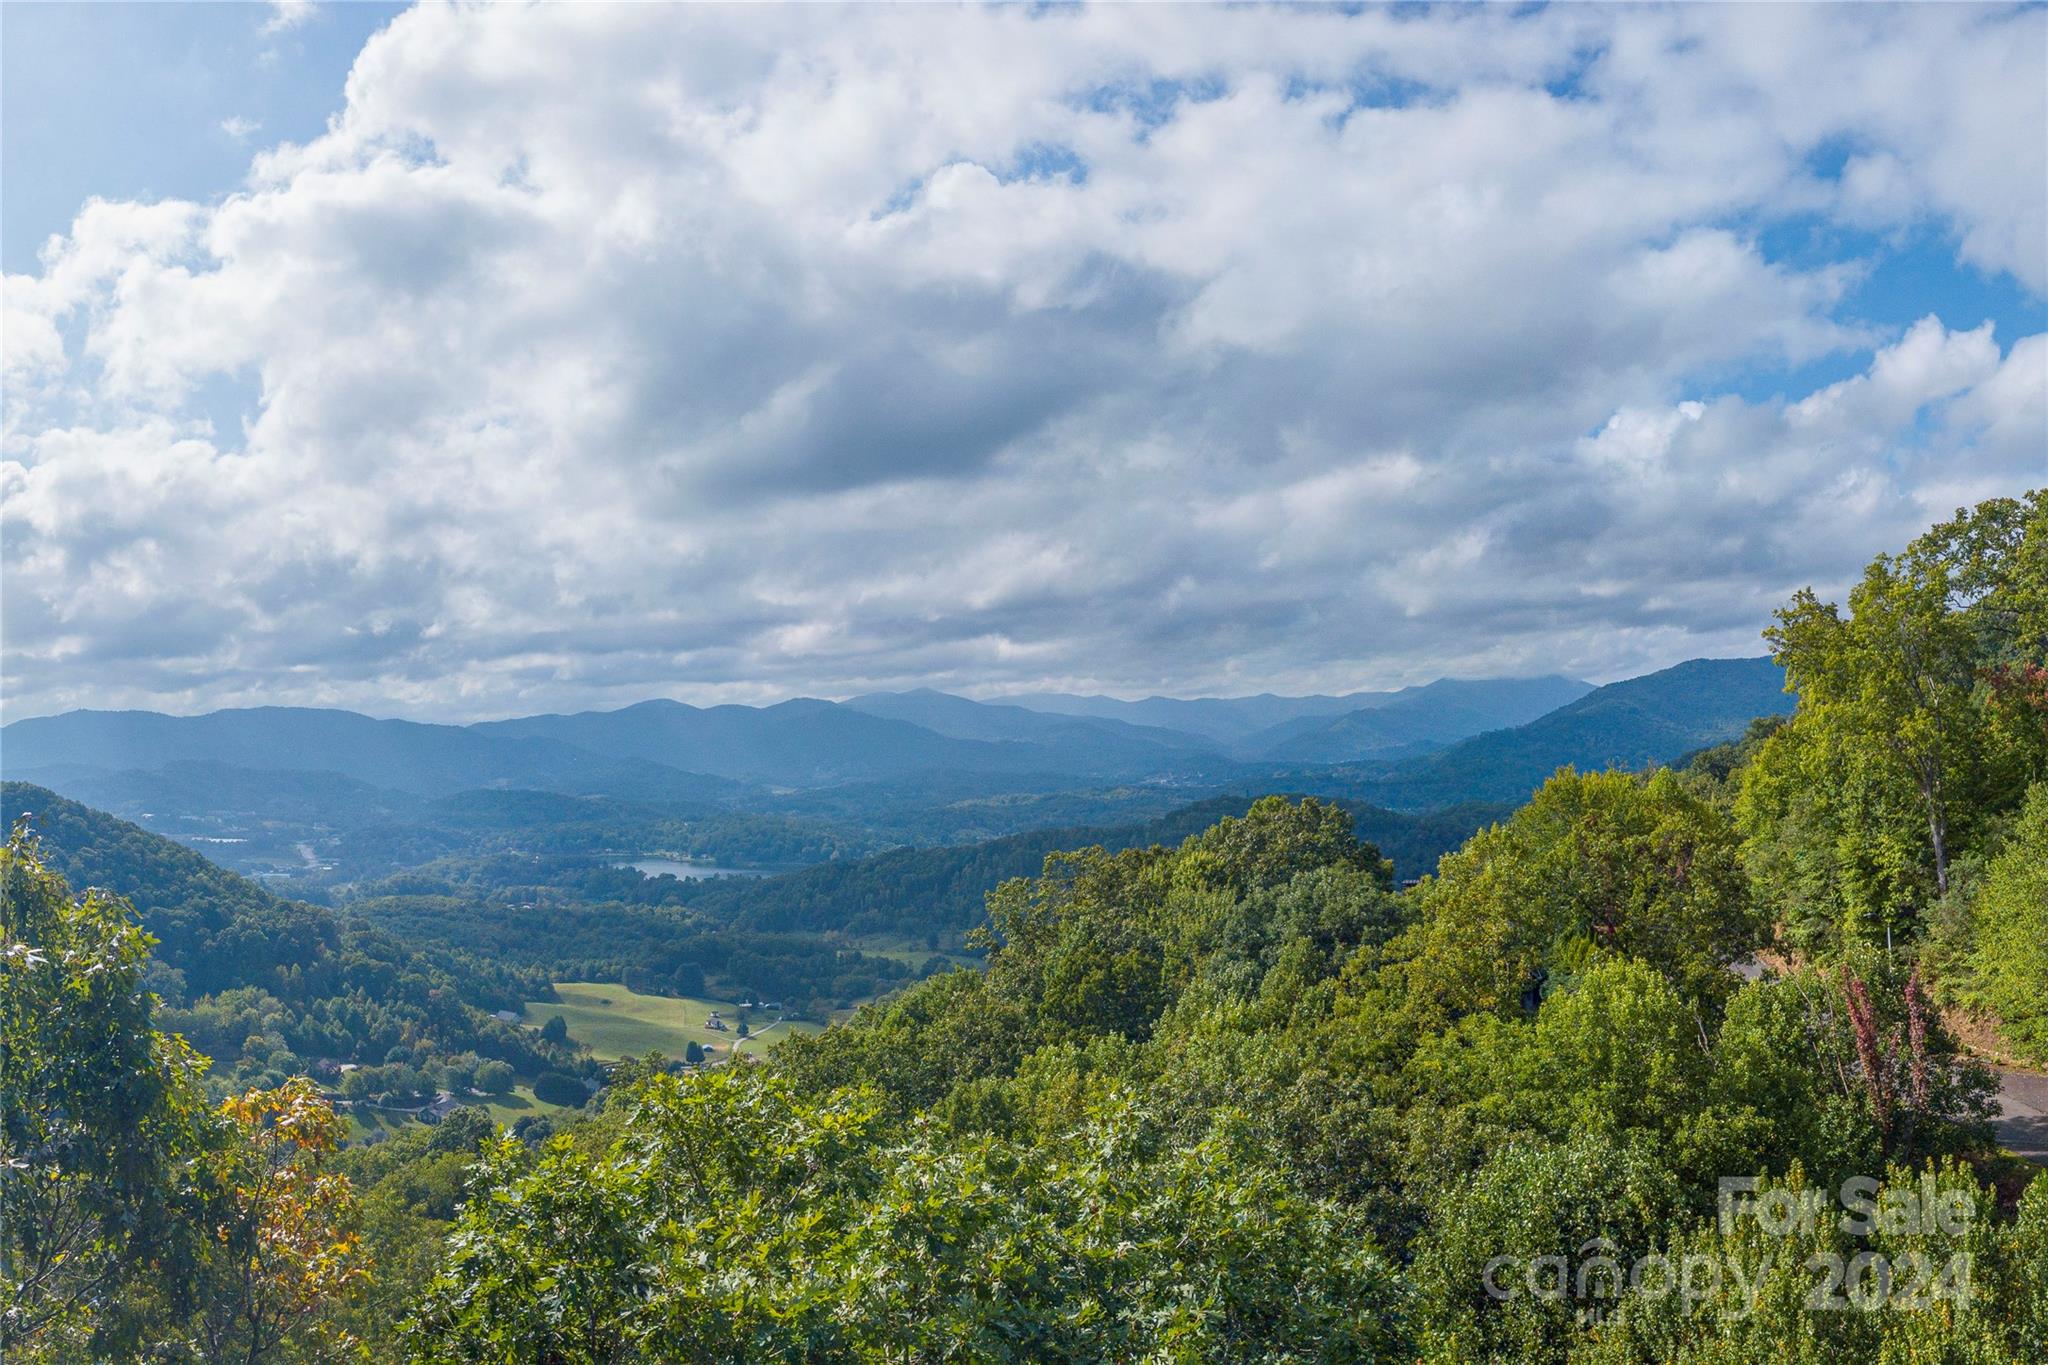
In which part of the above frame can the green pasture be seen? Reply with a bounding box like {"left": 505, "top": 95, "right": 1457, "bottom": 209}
{"left": 522, "top": 981, "right": 824, "bottom": 1062}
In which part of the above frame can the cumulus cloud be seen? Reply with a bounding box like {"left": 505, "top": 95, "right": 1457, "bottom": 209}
{"left": 2, "top": 3, "right": 2043, "bottom": 719}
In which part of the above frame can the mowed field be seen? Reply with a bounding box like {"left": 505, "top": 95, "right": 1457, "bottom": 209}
{"left": 346, "top": 1082, "right": 577, "bottom": 1141}
{"left": 522, "top": 981, "right": 825, "bottom": 1062}
{"left": 858, "top": 941, "right": 983, "bottom": 973}
{"left": 478, "top": 1083, "right": 582, "bottom": 1128}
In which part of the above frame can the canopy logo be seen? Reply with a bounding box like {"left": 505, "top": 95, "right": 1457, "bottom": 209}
{"left": 1479, "top": 1175, "right": 1976, "bottom": 1319}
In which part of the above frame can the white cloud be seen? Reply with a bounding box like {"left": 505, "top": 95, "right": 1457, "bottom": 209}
{"left": 261, "top": 0, "right": 314, "bottom": 38}
{"left": 219, "top": 115, "right": 262, "bottom": 142}
{"left": 2, "top": 3, "right": 2042, "bottom": 719}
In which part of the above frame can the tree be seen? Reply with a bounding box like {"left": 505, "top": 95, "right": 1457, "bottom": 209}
{"left": 1175, "top": 795, "right": 1393, "bottom": 896}
{"left": 683, "top": 1040, "right": 705, "bottom": 1066}
{"left": 531, "top": 1072, "right": 586, "bottom": 1108}
{"left": 404, "top": 1135, "right": 645, "bottom": 1364}
{"left": 1706, "top": 962, "right": 1992, "bottom": 1183}
{"left": 1, "top": 820, "right": 212, "bottom": 1358}
{"left": 1410, "top": 1131, "right": 1682, "bottom": 1364}
{"left": 407, "top": 1069, "right": 1409, "bottom": 1361}
{"left": 1958, "top": 783, "right": 2048, "bottom": 1063}
{"left": 1396, "top": 768, "right": 1759, "bottom": 1028}
{"left": 1753, "top": 491, "right": 2046, "bottom": 939}
{"left": 538, "top": 1014, "right": 569, "bottom": 1046}
{"left": 1579, "top": 1163, "right": 2031, "bottom": 1363}
{"left": 1530, "top": 960, "right": 1708, "bottom": 1135}
{"left": 193, "top": 1079, "right": 369, "bottom": 1363}
{"left": 1735, "top": 711, "right": 1920, "bottom": 948}
{"left": 473, "top": 1060, "right": 515, "bottom": 1094}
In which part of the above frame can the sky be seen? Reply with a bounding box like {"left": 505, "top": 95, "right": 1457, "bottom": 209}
{"left": 2, "top": 2, "right": 2044, "bottom": 722}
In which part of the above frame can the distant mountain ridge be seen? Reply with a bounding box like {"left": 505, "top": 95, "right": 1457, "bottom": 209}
{"left": 1330, "top": 656, "right": 1796, "bottom": 809}
{"left": 1246, "top": 676, "right": 1594, "bottom": 762}
{"left": 988, "top": 675, "right": 1596, "bottom": 755}
{"left": 986, "top": 688, "right": 1401, "bottom": 743}
{"left": 471, "top": 696, "right": 1226, "bottom": 786}
{"left": 0, "top": 706, "right": 743, "bottom": 801}
{"left": 844, "top": 688, "right": 1216, "bottom": 755}
{"left": 2, "top": 661, "right": 1789, "bottom": 816}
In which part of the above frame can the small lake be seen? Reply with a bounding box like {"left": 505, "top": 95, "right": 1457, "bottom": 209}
{"left": 619, "top": 857, "right": 777, "bottom": 881}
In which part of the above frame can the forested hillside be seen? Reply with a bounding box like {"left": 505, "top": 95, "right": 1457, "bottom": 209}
{"left": 321, "top": 794, "right": 1497, "bottom": 1010}
{"left": 410, "top": 502, "right": 2047, "bottom": 1362}
{"left": 6, "top": 493, "right": 2044, "bottom": 1362}
{"left": 662, "top": 792, "right": 1507, "bottom": 937}
{"left": 0, "top": 783, "right": 578, "bottom": 1098}
{"left": 1337, "top": 655, "right": 1799, "bottom": 809}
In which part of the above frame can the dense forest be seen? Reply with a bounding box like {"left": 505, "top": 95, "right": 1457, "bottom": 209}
{"left": 601, "top": 793, "right": 1506, "bottom": 937}
{"left": 0, "top": 784, "right": 585, "bottom": 1100}
{"left": 348, "top": 894, "right": 922, "bottom": 1016}
{"left": 321, "top": 794, "right": 1501, "bottom": 1001}
{"left": 5, "top": 492, "right": 2044, "bottom": 1361}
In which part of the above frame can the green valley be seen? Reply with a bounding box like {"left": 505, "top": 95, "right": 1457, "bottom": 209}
{"left": 6, "top": 495, "right": 2044, "bottom": 1363}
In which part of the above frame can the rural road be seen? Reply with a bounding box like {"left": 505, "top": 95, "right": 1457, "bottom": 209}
{"left": 1994, "top": 1069, "right": 2048, "bottom": 1166}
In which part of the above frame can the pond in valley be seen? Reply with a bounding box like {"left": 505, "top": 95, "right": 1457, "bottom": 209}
{"left": 618, "top": 856, "right": 777, "bottom": 880}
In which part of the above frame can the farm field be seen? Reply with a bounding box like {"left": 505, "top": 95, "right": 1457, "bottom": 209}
{"left": 858, "top": 940, "right": 983, "bottom": 973}
{"left": 343, "top": 1081, "right": 579, "bottom": 1142}
{"left": 522, "top": 981, "right": 825, "bottom": 1062}
{"left": 478, "top": 1082, "right": 582, "bottom": 1127}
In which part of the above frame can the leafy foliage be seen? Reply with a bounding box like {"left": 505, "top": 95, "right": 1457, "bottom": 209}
{"left": 190, "top": 1080, "right": 368, "bottom": 1361}
{"left": 408, "top": 1068, "right": 1409, "bottom": 1363}
{"left": 1742, "top": 491, "right": 2047, "bottom": 946}
{"left": 1, "top": 819, "right": 213, "bottom": 1356}
{"left": 1, "top": 825, "right": 367, "bottom": 1361}
{"left": 1393, "top": 768, "right": 1760, "bottom": 1027}
{"left": 1580, "top": 1164, "right": 2047, "bottom": 1364}
{"left": 1940, "top": 783, "right": 2048, "bottom": 1063}
{"left": 1, "top": 783, "right": 571, "bottom": 1093}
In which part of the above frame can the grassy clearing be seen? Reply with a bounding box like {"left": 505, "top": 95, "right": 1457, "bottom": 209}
{"left": 342, "top": 1081, "right": 578, "bottom": 1142}
{"left": 522, "top": 981, "right": 824, "bottom": 1062}
{"left": 345, "top": 1108, "right": 400, "bottom": 1142}
{"left": 859, "top": 943, "right": 983, "bottom": 972}
{"left": 477, "top": 1082, "right": 580, "bottom": 1126}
